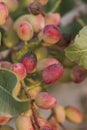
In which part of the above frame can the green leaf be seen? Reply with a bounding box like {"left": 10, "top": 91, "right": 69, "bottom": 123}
{"left": 65, "top": 25, "right": 87, "bottom": 69}
{"left": 0, "top": 69, "right": 30, "bottom": 117}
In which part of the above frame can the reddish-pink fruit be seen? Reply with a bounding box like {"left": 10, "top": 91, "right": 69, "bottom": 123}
{"left": 42, "top": 63, "right": 64, "bottom": 84}
{"left": 0, "top": 115, "right": 11, "bottom": 125}
{"left": 45, "top": 13, "right": 61, "bottom": 26}
{"left": 35, "top": 92, "right": 57, "bottom": 109}
{"left": 0, "top": 61, "right": 11, "bottom": 69}
{"left": 28, "top": 14, "right": 45, "bottom": 33}
{"left": 36, "top": 58, "right": 59, "bottom": 71}
{"left": 38, "top": 25, "right": 61, "bottom": 45}
{"left": 17, "top": 21, "right": 33, "bottom": 41}
{"left": 11, "top": 63, "right": 27, "bottom": 80}
{"left": 0, "top": 2, "right": 9, "bottom": 25}
{"left": 21, "top": 52, "right": 37, "bottom": 73}
{"left": 71, "top": 66, "right": 85, "bottom": 83}
{"left": 34, "top": 0, "right": 48, "bottom": 5}
{"left": 65, "top": 106, "right": 84, "bottom": 124}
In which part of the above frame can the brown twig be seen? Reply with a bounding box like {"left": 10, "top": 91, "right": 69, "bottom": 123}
{"left": 21, "top": 80, "right": 40, "bottom": 129}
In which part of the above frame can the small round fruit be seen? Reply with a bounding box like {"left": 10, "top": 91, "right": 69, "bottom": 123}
{"left": 71, "top": 66, "right": 85, "bottom": 83}
{"left": 35, "top": 92, "right": 57, "bottom": 109}
{"left": 38, "top": 25, "right": 61, "bottom": 45}
{"left": 42, "top": 63, "right": 64, "bottom": 84}
{"left": 53, "top": 105, "right": 66, "bottom": 123}
{"left": 0, "top": 115, "right": 11, "bottom": 125}
{"left": 28, "top": 1, "right": 43, "bottom": 15}
{"left": 65, "top": 106, "right": 84, "bottom": 124}
{"left": 45, "top": 13, "right": 61, "bottom": 26}
{"left": 16, "top": 116, "right": 34, "bottom": 130}
{"left": 13, "top": 15, "right": 30, "bottom": 31}
{"left": 11, "top": 63, "right": 27, "bottom": 80}
{"left": 0, "top": 0, "right": 18, "bottom": 12}
{"left": 17, "top": 21, "right": 33, "bottom": 41}
{"left": 0, "top": 2, "right": 9, "bottom": 25}
{"left": 0, "top": 61, "right": 11, "bottom": 69}
{"left": 28, "top": 14, "right": 45, "bottom": 33}
{"left": 21, "top": 52, "right": 37, "bottom": 73}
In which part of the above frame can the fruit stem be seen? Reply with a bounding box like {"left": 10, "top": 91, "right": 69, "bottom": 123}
{"left": 50, "top": 0, "right": 62, "bottom": 13}
{"left": 15, "top": 40, "right": 41, "bottom": 61}
{"left": 21, "top": 80, "right": 40, "bottom": 129}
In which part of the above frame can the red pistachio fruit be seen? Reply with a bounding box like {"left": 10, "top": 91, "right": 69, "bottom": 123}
{"left": 71, "top": 66, "right": 85, "bottom": 83}
{"left": 35, "top": 92, "right": 57, "bottom": 109}
{"left": 0, "top": 2, "right": 9, "bottom": 25}
{"left": 21, "top": 52, "right": 37, "bottom": 73}
{"left": 65, "top": 106, "right": 84, "bottom": 124}
{"left": 38, "top": 25, "right": 61, "bottom": 45}
{"left": 11, "top": 63, "right": 27, "bottom": 80}
{"left": 42, "top": 63, "right": 64, "bottom": 85}
{"left": 17, "top": 21, "right": 33, "bottom": 41}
